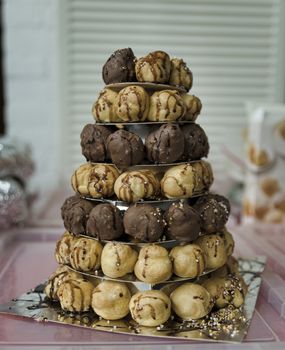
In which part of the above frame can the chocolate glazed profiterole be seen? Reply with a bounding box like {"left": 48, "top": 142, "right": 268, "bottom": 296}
{"left": 106, "top": 129, "right": 144, "bottom": 167}
{"left": 145, "top": 123, "right": 185, "bottom": 164}
{"left": 102, "top": 48, "right": 136, "bottom": 84}
{"left": 80, "top": 124, "right": 111, "bottom": 163}
{"left": 61, "top": 195, "right": 94, "bottom": 235}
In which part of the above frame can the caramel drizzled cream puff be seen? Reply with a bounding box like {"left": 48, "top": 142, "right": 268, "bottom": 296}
{"left": 148, "top": 90, "right": 185, "bottom": 122}
{"left": 69, "top": 237, "right": 103, "bottom": 272}
{"left": 71, "top": 163, "right": 119, "bottom": 199}
{"left": 114, "top": 170, "right": 160, "bottom": 202}
{"left": 129, "top": 290, "right": 171, "bottom": 327}
{"left": 135, "top": 51, "right": 171, "bottom": 84}
{"left": 113, "top": 86, "right": 149, "bottom": 122}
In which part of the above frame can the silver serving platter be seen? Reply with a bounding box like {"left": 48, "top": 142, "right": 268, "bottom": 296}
{"left": 94, "top": 121, "right": 195, "bottom": 141}
{"left": 81, "top": 192, "right": 207, "bottom": 211}
{"left": 90, "top": 160, "right": 199, "bottom": 171}
{"left": 67, "top": 265, "right": 216, "bottom": 290}
{"left": 106, "top": 82, "right": 187, "bottom": 94}
{"left": 0, "top": 256, "right": 266, "bottom": 343}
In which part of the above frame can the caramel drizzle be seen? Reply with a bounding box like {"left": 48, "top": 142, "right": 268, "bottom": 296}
{"left": 137, "top": 51, "right": 169, "bottom": 82}
{"left": 113, "top": 243, "right": 121, "bottom": 268}
{"left": 48, "top": 270, "right": 69, "bottom": 300}
{"left": 61, "top": 279, "right": 85, "bottom": 312}
{"left": 88, "top": 165, "right": 117, "bottom": 198}
{"left": 131, "top": 294, "right": 169, "bottom": 321}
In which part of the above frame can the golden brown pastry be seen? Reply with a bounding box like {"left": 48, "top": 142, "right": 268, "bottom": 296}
{"left": 57, "top": 278, "right": 94, "bottom": 312}
{"left": 69, "top": 237, "right": 103, "bottom": 272}
{"left": 161, "top": 164, "right": 195, "bottom": 199}
{"left": 219, "top": 228, "right": 235, "bottom": 256}
{"left": 101, "top": 242, "right": 138, "bottom": 278}
{"left": 182, "top": 94, "right": 202, "bottom": 121}
{"left": 169, "top": 58, "right": 193, "bottom": 91}
{"left": 55, "top": 231, "right": 75, "bottom": 265}
{"left": 169, "top": 244, "right": 206, "bottom": 278}
{"left": 195, "top": 234, "right": 228, "bottom": 270}
{"left": 113, "top": 86, "right": 149, "bottom": 122}
{"left": 170, "top": 283, "right": 213, "bottom": 320}
{"left": 160, "top": 161, "right": 213, "bottom": 199}
{"left": 91, "top": 281, "right": 131, "bottom": 320}
{"left": 134, "top": 245, "right": 172, "bottom": 283}
{"left": 135, "top": 51, "right": 171, "bottom": 83}
{"left": 202, "top": 275, "right": 246, "bottom": 309}
{"left": 114, "top": 170, "right": 160, "bottom": 202}
{"left": 191, "top": 161, "right": 214, "bottom": 193}
{"left": 148, "top": 90, "right": 185, "bottom": 121}
{"left": 210, "top": 256, "right": 239, "bottom": 278}
{"left": 129, "top": 290, "right": 171, "bottom": 327}
{"left": 71, "top": 163, "right": 119, "bottom": 199}
{"left": 44, "top": 265, "right": 82, "bottom": 301}
{"left": 92, "top": 88, "right": 119, "bottom": 122}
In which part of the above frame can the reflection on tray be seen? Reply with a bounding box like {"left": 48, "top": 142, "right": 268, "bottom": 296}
{"left": 0, "top": 257, "right": 266, "bottom": 344}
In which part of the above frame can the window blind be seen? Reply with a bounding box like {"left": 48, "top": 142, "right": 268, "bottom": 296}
{"left": 59, "top": 0, "right": 285, "bottom": 181}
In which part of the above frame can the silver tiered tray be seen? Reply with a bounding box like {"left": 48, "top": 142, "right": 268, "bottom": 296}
{"left": 0, "top": 256, "right": 266, "bottom": 343}
{"left": 106, "top": 82, "right": 187, "bottom": 93}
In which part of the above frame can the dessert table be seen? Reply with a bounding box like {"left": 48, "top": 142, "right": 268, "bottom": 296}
{"left": 0, "top": 209, "right": 285, "bottom": 348}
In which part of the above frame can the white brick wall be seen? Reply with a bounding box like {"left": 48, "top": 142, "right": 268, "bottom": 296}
{"left": 3, "top": 0, "right": 62, "bottom": 194}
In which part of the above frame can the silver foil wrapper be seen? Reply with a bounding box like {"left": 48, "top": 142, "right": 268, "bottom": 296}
{"left": 0, "top": 177, "right": 28, "bottom": 229}
{"left": 0, "top": 136, "right": 34, "bottom": 183}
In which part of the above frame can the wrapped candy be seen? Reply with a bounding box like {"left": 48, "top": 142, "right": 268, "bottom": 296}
{"left": 0, "top": 177, "right": 28, "bottom": 229}
{"left": 0, "top": 137, "right": 34, "bottom": 183}
{"left": 0, "top": 137, "right": 34, "bottom": 229}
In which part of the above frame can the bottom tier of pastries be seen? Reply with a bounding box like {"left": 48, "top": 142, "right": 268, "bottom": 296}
{"left": 44, "top": 259, "right": 247, "bottom": 327}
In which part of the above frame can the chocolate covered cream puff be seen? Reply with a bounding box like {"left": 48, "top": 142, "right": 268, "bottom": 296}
{"left": 80, "top": 124, "right": 111, "bottom": 162}
{"left": 164, "top": 201, "right": 201, "bottom": 242}
{"left": 102, "top": 48, "right": 136, "bottom": 84}
{"left": 182, "top": 123, "right": 209, "bottom": 161}
{"left": 193, "top": 193, "right": 230, "bottom": 234}
{"left": 123, "top": 204, "right": 165, "bottom": 242}
{"left": 106, "top": 129, "right": 144, "bottom": 166}
{"left": 61, "top": 195, "right": 94, "bottom": 235}
{"left": 145, "top": 123, "right": 184, "bottom": 164}
{"left": 86, "top": 203, "right": 123, "bottom": 240}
